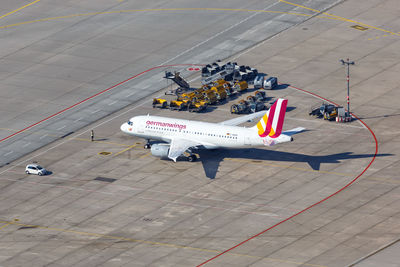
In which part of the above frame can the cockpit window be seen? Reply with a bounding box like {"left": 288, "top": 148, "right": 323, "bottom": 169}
{"left": 127, "top": 121, "right": 133, "bottom": 126}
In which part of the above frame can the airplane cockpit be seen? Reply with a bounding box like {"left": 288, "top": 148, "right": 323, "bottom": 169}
{"left": 120, "top": 120, "right": 133, "bottom": 133}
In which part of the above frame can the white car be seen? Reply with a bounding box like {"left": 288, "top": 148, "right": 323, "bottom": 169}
{"left": 25, "top": 164, "right": 48, "bottom": 176}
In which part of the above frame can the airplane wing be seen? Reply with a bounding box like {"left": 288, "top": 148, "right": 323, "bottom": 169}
{"left": 219, "top": 110, "right": 267, "bottom": 126}
{"left": 168, "top": 138, "right": 202, "bottom": 162}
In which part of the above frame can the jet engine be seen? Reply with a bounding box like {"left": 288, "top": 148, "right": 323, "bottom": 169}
{"left": 150, "top": 143, "right": 170, "bottom": 158}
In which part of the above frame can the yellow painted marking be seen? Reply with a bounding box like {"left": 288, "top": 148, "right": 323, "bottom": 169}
{"left": 0, "top": 219, "right": 326, "bottom": 266}
{"left": 0, "top": 4, "right": 397, "bottom": 48}
{"left": 0, "top": 0, "right": 42, "bottom": 20}
{"left": 0, "top": 223, "right": 11, "bottom": 230}
{"left": 0, "top": 8, "right": 313, "bottom": 29}
{"left": 113, "top": 144, "right": 138, "bottom": 156}
{"left": 0, "top": 5, "right": 396, "bottom": 44}
{"left": 98, "top": 151, "right": 112, "bottom": 156}
{"left": 351, "top": 25, "right": 368, "bottom": 31}
{"left": 0, "top": 127, "right": 17, "bottom": 132}
{"left": 368, "top": 33, "right": 397, "bottom": 41}
{"left": 279, "top": 0, "right": 400, "bottom": 37}
{"left": 139, "top": 152, "right": 151, "bottom": 159}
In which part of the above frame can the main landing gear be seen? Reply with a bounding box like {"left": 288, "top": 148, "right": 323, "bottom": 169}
{"left": 185, "top": 148, "right": 197, "bottom": 162}
{"left": 188, "top": 154, "right": 197, "bottom": 162}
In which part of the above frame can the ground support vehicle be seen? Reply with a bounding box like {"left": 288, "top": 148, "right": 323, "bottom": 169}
{"left": 201, "top": 90, "right": 218, "bottom": 105}
{"left": 248, "top": 101, "right": 267, "bottom": 113}
{"left": 152, "top": 98, "right": 168, "bottom": 108}
{"left": 254, "top": 74, "right": 265, "bottom": 89}
{"left": 201, "top": 61, "right": 258, "bottom": 85}
{"left": 164, "top": 71, "right": 191, "bottom": 95}
{"left": 209, "top": 85, "right": 227, "bottom": 102}
{"left": 211, "top": 79, "right": 237, "bottom": 97}
{"left": 233, "top": 81, "right": 248, "bottom": 93}
{"left": 309, "top": 103, "right": 341, "bottom": 121}
{"left": 189, "top": 100, "right": 208, "bottom": 112}
{"left": 335, "top": 107, "right": 352, "bottom": 122}
{"left": 264, "top": 77, "right": 278, "bottom": 89}
{"left": 254, "top": 90, "right": 266, "bottom": 101}
{"left": 246, "top": 95, "right": 257, "bottom": 103}
{"left": 323, "top": 105, "right": 338, "bottom": 121}
{"left": 164, "top": 71, "right": 190, "bottom": 89}
{"left": 231, "top": 100, "right": 249, "bottom": 114}
{"left": 169, "top": 100, "right": 188, "bottom": 111}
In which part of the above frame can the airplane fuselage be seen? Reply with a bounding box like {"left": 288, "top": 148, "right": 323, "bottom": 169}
{"left": 121, "top": 115, "right": 270, "bottom": 149}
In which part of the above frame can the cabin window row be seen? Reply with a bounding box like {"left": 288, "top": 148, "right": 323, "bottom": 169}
{"left": 145, "top": 126, "right": 238, "bottom": 139}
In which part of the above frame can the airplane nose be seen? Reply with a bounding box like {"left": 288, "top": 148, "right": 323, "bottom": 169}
{"left": 120, "top": 123, "right": 127, "bottom": 132}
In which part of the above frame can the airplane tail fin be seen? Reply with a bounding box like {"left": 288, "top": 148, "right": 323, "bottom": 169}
{"left": 254, "top": 98, "right": 287, "bottom": 139}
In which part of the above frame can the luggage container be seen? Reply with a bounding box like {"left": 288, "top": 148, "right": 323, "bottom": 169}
{"left": 253, "top": 74, "right": 265, "bottom": 89}
{"left": 264, "top": 77, "right": 278, "bottom": 89}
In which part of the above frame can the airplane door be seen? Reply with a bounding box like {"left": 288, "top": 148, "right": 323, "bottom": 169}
{"left": 137, "top": 121, "right": 145, "bottom": 133}
{"left": 244, "top": 135, "right": 251, "bottom": 145}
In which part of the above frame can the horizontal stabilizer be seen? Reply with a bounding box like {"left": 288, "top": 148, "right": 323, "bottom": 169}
{"left": 282, "top": 127, "right": 305, "bottom": 136}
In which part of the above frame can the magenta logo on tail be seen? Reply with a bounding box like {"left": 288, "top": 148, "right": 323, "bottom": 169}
{"left": 257, "top": 99, "right": 287, "bottom": 138}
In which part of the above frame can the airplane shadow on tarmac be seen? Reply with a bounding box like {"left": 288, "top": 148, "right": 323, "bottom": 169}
{"left": 197, "top": 148, "right": 392, "bottom": 179}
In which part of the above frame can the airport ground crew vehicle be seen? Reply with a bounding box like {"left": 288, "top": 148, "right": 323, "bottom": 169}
{"left": 169, "top": 100, "right": 188, "bottom": 111}
{"left": 323, "top": 105, "right": 338, "bottom": 121}
{"left": 264, "top": 77, "right": 278, "bottom": 89}
{"left": 164, "top": 71, "right": 191, "bottom": 95}
{"left": 246, "top": 95, "right": 257, "bottom": 103}
{"left": 212, "top": 79, "right": 237, "bottom": 97}
{"left": 209, "top": 84, "right": 227, "bottom": 102}
{"left": 188, "top": 100, "right": 208, "bottom": 112}
{"left": 201, "top": 90, "right": 218, "bottom": 105}
{"left": 231, "top": 98, "right": 266, "bottom": 114}
{"left": 254, "top": 91, "right": 266, "bottom": 101}
{"left": 309, "top": 103, "right": 340, "bottom": 121}
{"left": 231, "top": 100, "right": 249, "bottom": 114}
{"left": 254, "top": 74, "right": 265, "bottom": 89}
{"left": 233, "top": 81, "right": 248, "bottom": 93}
{"left": 248, "top": 101, "right": 267, "bottom": 113}
{"left": 178, "top": 91, "right": 198, "bottom": 103}
{"left": 201, "top": 61, "right": 258, "bottom": 85}
{"left": 152, "top": 98, "right": 168, "bottom": 108}
{"left": 246, "top": 93, "right": 267, "bottom": 113}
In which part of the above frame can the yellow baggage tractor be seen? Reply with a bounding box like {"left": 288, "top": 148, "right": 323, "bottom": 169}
{"left": 202, "top": 90, "right": 218, "bottom": 105}
{"left": 189, "top": 100, "right": 208, "bottom": 112}
{"left": 152, "top": 98, "right": 168, "bottom": 108}
{"left": 233, "top": 80, "right": 248, "bottom": 93}
{"left": 169, "top": 100, "right": 188, "bottom": 111}
{"left": 210, "top": 84, "right": 227, "bottom": 102}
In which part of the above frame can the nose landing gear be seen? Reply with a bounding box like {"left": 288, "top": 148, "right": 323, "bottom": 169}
{"left": 144, "top": 140, "right": 151, "bottom": 149}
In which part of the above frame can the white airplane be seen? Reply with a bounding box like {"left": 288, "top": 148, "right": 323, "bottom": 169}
{"left": 120, "top": 98, "right": 305, "bottom": 163}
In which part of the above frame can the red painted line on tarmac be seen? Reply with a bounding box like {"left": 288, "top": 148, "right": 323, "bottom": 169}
{"left": 0, "top": 64, "right": 203, "bottom": 144}
{"left": 197, "top": 85, "right": 378, "bottom": 266}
